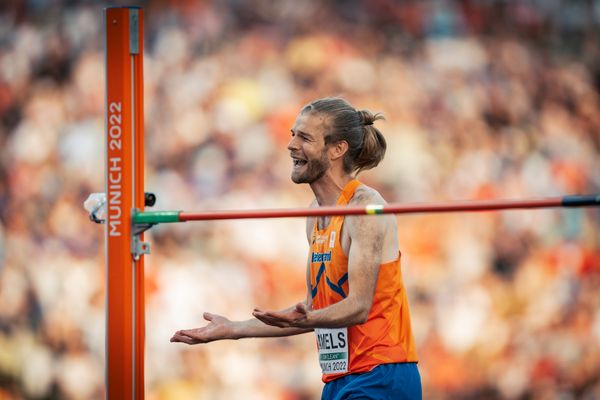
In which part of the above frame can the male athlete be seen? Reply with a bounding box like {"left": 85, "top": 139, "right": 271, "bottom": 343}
{"left": 171, "top": 98, "right": 422, "bottom": 399}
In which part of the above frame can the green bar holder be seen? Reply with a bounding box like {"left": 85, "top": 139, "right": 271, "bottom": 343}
{"left": 133, "top": 211, "right": 181, "bottom": 224}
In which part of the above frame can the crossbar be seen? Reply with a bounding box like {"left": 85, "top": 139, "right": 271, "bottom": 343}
{"left": 132, "top": 194, "right": 600, "bottom": 224}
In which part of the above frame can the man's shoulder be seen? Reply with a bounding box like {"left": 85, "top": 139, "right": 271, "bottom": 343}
{"left": 350, "top": 184, "right": 386, "bottom": 206}
{"left": 345, "top": 184, "right": 392, "bottom": 241}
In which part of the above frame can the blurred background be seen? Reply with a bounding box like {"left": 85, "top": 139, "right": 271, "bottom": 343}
{"left": 0, "top": 0, "right": 599, "bottom": 399}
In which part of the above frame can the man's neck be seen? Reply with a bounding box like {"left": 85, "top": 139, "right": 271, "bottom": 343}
{"left": 309, "top": 172, "right": 354, "bottom": 207}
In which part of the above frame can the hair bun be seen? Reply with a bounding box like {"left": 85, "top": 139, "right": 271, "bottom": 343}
{"left": 357, "top": 110, "right": 373, "bottom": 125}
{"left": 356, "top": 110, "right": 385, "bottom": 125}
{"left": 357, "top": 109, "right": 383, "bottom": 126}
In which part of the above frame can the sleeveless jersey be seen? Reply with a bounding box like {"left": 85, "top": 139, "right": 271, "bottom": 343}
{"left": 309, "top": 179, "right": 418, "bottom": 383}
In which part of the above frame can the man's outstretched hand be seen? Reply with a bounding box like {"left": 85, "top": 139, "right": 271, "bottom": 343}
{"left": 170, "top": 312, "right": 235, "bottom": 345}
{"left": 252, "top": 302, "right": 311, "bottom": 328}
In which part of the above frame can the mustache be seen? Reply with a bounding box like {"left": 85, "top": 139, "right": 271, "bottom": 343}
{"left": 290, "top": 153, "right": 306, "bottom": 160}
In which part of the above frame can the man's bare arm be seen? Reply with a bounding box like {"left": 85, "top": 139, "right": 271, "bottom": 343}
{"left": 172, "top": 252, "right": 315, "bottom": 345}
{"left": 170, "top": 310, "right": 312, "bottom": 345}
{"left": 254, "top": 189, "right": 388, "bottom": 329}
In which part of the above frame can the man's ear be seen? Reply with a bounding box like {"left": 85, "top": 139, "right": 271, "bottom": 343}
{"left": 329, "top": 140, "right": 349, "bottom": 161}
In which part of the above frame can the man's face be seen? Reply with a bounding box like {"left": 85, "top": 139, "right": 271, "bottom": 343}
{"left": 287, "top": 112, "right": 330, "bottom": 184}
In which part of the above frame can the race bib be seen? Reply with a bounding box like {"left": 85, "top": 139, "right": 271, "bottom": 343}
{"left": 315, "top": 328, "right": 348, "bottom": 374}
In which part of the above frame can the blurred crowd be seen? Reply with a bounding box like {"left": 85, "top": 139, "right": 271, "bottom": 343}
{"left": 0, "top": 0, "right": 599, "bottom": 399}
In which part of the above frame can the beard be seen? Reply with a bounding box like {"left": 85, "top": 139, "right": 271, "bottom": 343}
{"left": 291, "top": 150, "right": 330, "bottom": 184}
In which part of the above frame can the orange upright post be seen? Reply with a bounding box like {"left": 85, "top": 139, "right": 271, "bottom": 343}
{"left": 105, "top": 7, "right": 145, "bottom": 399}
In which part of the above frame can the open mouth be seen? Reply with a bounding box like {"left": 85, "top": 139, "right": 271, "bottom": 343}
{"left": 292, "top": 157, "right": 308, "bottom": 167}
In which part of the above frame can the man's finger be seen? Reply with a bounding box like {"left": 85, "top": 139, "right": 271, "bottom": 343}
{"left": 264, "top": 310, "right": 294, "bottom": 322}
{"left": 252, "top": 310, "right": 273, "bottom": 323}
{"left": 171, "top": 331, "right": 185, "bottom": 341}
{"left": 253, "top": 311, "right": 288, "bottom": 327}
{"left": 255, "top": 309, "right": 288, "bottom": 320}
{"left": 178, "top": 329, "right": 205, "bottom": 340}
{"left": 203, "top": 312, "right": 214, "bottom": 321}
{"left": 170, "top": 333, "right": 196, "bottom": 344}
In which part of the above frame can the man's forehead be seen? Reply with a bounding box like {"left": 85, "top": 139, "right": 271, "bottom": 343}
{"left": 293, "top": 112, "right": 328, "bottom": 132}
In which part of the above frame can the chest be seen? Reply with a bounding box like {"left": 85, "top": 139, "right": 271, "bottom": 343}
{"left": 313, "top": 217, "right": 350, "bottom": 258}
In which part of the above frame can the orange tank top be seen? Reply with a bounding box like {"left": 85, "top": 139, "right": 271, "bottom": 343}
{"left": 309, "top": 180, "right": 418, "bottom": 382}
